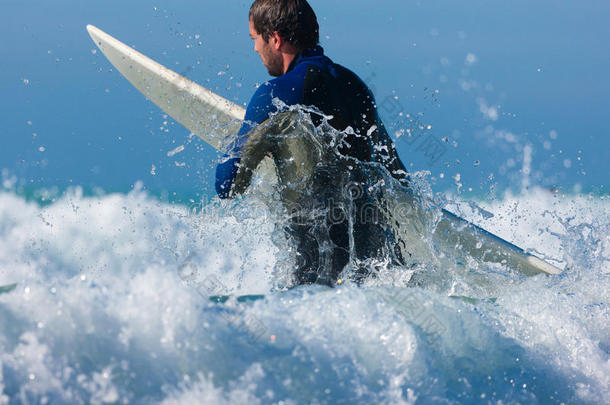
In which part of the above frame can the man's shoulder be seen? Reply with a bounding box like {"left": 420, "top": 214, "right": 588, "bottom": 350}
{"left": 251, "top": 66, "right": 305, "bottom": 95}
{"left": 301, "top": 58, "right": 372, "bottom": 100}
{"left": 244, "top": 73, "right": 306, "bottom": 124}
{"left": 301, "top": 55, "right": 368, "bottom": 86}
{"left": 252, "top": 67, "right": 310, "bottom": 106}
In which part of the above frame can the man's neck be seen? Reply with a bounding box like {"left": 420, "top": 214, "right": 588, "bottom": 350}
{"left": 279, "top": 43, "right": 302, "bottom": 74}
{"left": 281, "top": 53, "right": 297, "bottom": 74}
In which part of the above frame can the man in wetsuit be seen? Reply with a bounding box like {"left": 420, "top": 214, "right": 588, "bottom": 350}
{"left": 216, "top": 0, "right": 410, "bottom": 286}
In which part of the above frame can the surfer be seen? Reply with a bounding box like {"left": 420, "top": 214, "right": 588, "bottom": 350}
{"left": 215, "top": 0, "right": 411, "bottom": 286}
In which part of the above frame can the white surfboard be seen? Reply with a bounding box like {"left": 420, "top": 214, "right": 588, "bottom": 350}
{"left": 86, "top": 25, "right": 562, "bottom": 276}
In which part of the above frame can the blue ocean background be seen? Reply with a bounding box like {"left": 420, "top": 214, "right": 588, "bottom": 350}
{"left": 1, "top": 0, "right": 609, "bottom": 404}
{"left": 3, "top": 0, "right": 608, "bottom": 199}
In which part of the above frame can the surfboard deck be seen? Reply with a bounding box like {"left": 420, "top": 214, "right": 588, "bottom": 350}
{"left": 86, "top": 25, "right": 563, "bottom": 277}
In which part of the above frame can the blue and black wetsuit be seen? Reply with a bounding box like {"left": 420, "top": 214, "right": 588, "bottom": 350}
{"left": 216, "top": 46, "right": 408, "bottom": 196}
{"left": 215, "top": 46, "right": 409, "bottom": 285}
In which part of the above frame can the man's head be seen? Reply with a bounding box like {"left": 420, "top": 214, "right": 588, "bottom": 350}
{"left": 249, "top": 0, "right": 319, "bottom": 77}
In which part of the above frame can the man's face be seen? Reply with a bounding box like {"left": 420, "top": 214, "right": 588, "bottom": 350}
{"left": 249, "top": 18, "right": 284, "bottom": 77}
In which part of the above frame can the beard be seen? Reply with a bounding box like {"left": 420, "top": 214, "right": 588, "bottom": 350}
{"left": 262, "top": 48, "right": 285, "bottom": 77}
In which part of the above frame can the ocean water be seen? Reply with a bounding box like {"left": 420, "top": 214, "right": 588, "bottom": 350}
{"left": 0, "top": 184, "right": 608, "bottom": 404}
{"left": 2, "top": 0, "right": 609, "bottom": 403}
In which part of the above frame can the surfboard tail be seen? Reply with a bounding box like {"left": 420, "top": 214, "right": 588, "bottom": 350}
{"left": 436, "top": 209, "right": 563, "bottom": 276}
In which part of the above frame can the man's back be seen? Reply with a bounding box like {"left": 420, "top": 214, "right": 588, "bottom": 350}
{"left": 301, "top": 55, "right": 409, "bottom": 185}
{"left": 216, "top": 46, "right": 408, "bottom": 196}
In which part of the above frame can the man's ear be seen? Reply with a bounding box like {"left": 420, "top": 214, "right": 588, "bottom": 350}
{"left": 270, "top": 31, "right": 283, "bottom": 50}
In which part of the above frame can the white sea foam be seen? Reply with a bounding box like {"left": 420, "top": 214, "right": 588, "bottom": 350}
{"left": 0, "top": 187, "right": 607, "bottom": 403}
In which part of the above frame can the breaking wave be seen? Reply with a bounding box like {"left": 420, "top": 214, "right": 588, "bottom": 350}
{"left": 0, "top": 183, "right": 608, "bottom": 403}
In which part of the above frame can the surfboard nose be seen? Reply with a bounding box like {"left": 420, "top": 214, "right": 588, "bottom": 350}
{"left": 86, "top": 24, "right": 105, "bottom": 45}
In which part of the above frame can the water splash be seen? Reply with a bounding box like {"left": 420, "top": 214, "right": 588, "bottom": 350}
{"left": 0, "top": 180, "right": 607, "bottom": 403}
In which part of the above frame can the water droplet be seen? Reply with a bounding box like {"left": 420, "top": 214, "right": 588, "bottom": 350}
{"left": 167, "top": 145, "right": 185, "bottom": 157}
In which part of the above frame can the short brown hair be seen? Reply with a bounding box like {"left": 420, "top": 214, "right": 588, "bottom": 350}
{"left": 249, "top": 0, "right": 319, "bottom": 50}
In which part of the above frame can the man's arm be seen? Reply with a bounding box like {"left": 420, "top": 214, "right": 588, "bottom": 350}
{"left": 216, "top": 68, "right": 307, "bottom": 198}
{"left": 228, "top": 118, "right": 275, "bottom": 197}
{"left": 231, "top": 111, "right": 303, "bottom": 197}
{"left": 215, "top": 84, "right": 276, "bottom": 198}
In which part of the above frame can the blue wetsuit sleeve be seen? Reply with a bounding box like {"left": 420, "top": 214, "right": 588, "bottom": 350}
{"left": 215, "top": 157, "right": 240, "bottom": 198}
